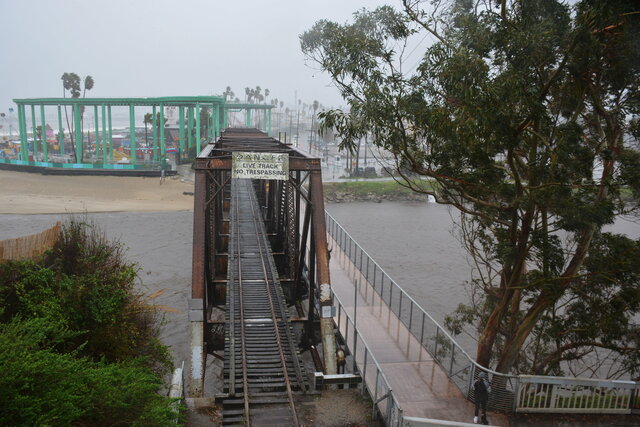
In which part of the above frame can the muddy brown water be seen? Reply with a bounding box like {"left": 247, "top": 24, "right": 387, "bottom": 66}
{"left": 1, "top": 202, "right": 638, "bottom": 371}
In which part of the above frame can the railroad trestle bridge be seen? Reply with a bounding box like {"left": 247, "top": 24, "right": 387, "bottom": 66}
{"left": 189, "top": 128, "right": 336, "bottom": 425}
{"left": 187, "top": 128, "right": 640, "bottom": 426}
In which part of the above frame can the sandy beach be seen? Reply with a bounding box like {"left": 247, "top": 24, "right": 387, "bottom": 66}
{"left": 0, "top": 169, "right": 195, "bottom": 214}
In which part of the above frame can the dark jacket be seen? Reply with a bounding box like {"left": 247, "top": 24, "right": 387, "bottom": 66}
{"left": 474, "top": 378, "right": 491, "bottom": 401}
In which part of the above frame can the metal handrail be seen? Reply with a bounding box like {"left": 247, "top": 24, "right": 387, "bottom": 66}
{"left": 332, "top": 290, "right": 404, "bottom": 426}
{"left": 324, "top": 210, "right": 639, "bottom": 415}
{"left": 324, "top": 211, "right": 514, "bottom": 378}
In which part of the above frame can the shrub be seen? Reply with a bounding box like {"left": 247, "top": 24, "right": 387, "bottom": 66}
{"left": 0, "top": 318, "right": 179, "bottom": 426}
{"left": 0, "top": 218, "right": 179, "bottom": 424}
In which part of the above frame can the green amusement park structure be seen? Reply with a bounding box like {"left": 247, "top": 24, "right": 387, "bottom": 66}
{"left": 1, "top": 96, "right": 274, "bottom": 173}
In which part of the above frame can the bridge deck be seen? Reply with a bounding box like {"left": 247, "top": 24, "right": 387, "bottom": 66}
{"left": 222, "top": 178, "right": 308, "bottom": 426}
{"left": 328, "top": 234, "right": 509, "bottom": 426}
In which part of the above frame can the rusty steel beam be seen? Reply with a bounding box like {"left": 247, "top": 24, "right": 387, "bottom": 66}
{"left": 195, "top": 157, "right": 322, "bottom": 172}
{"left": 189, "top": 167, "right": 207, "bottom": 397}
{"left": 309, "top": 169, "right": 337, "bottom": 375}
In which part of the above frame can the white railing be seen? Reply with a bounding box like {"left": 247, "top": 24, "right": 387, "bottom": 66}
{"left": 324, "top": 210, "right": 640, "bottom": 415}
{"left": 517, "top": 376, "right": 639, "bottom": 414}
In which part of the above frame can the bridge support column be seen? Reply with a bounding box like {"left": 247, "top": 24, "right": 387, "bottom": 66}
{"left": 58, "top": 105, "right": 64, "bottom": 156}
{"left": 108, "top": 106, "right": 113, "bottom": 162}
{"left": 74, "top": 103, "right": 82, "bottom": 162}
{"left": 310, "top": 168, "right": 337, "bottom": 375}
{"left": 31, "top": 105, "right": 37, "bottom": 160}
{"left": 18, "top": 104, "right": 28, "bottom": 160}
{"left": 153, "top": 106, "right": 158, "bottom": 161}
{"left": 196, "top": 103, "right": 201, "bottom": 153}
{"left": 40, "top": 104, "right": 48, "bottom": 162}
{"left": 101, "top": 105, "right": 107, "bottom": 165}
{"left": 129, "top": 103, "right": 136, "bottom": 165}
{"left": 188, "top": 302, "right": 205, "bottom": 397}
{"left": 189, "top": 167, "right": 207, "bottom": 397}
{"left": 160, "top": 103, "right": 165, "bottom": 159}
{"left": 94, "top": 105, "right": 99, "bottom": 159}
{"left": 179, "top": 106, "right": 185, "bottom": 159}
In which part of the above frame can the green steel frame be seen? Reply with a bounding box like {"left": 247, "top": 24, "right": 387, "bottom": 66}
{"left": 8, "top": 96, "right": 274, "bottom": 171}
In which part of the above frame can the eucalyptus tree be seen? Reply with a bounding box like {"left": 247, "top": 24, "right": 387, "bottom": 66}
{"left": 301, "top": 0, "right": 640, "bottom": 377}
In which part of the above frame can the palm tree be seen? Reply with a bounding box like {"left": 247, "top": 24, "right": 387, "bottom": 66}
{"left": 80, "top": 76, "right": 94, "bottom": 154}
{"left": 143, "top": 113, "right": 153, "bottom": 145}
{"left": 83, "top": 76, "right": 94, "bottom": 98}
{"left": 61, "top": 72, "right": 81, "bottom": 161}
{"left": 285, "top": 107, "right": 292, "bottom": 142}
{"left": 223, "top": 86, "right": 234, "bottom": 101}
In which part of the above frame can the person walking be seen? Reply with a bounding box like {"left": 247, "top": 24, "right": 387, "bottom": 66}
{"left": 473, "top": 371, "right": 491, "bottom": 424}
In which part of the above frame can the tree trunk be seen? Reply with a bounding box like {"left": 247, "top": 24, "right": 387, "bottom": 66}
{"left": 476, "top": 206, "right": 535, "bottom": 368}
{"left": 354, "top": 139, "right": 361, "bottom": 176}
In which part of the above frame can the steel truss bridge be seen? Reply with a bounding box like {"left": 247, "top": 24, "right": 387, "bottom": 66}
{"left": 187, "top": 128, "right": 640, "bottom": 426}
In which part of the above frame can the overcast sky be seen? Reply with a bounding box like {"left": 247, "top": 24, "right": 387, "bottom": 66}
{"left": 0, "top": 0, "right": 397, "bottom": 114}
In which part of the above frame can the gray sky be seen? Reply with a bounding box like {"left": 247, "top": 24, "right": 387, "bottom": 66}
{"left": 0, "top": 0, "right": 395, "bottom": 114}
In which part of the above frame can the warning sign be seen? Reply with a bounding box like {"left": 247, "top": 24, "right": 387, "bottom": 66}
{"left": 232, "top": 151, "right": 289, "bottom": 181}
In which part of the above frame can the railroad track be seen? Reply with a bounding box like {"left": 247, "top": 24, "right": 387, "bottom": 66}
{"left": 222, "top": 178, "right": 308, "bottom": 426}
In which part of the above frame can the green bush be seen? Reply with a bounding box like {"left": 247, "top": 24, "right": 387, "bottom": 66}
{"left": 0, "top": 218, "right": 179, "bottom": 425}
{"left": 0, "top": 319, "right": 178, "bottom": 426}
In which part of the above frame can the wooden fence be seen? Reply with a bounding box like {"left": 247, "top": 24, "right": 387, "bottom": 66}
{"left": 0, "top": 222, "right": 61, "bottom": 261}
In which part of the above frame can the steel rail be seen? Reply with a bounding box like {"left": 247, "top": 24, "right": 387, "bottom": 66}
{"left": 244, "top": 179, "right": 301, "bottom": 427}
{"left": 233, "top": 180, "right": 251, "bottom": 424}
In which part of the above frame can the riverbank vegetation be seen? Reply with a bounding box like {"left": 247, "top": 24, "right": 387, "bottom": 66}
{"left": 323, "top": 180, "right": 434, "bottom": 202}
{"left": 0, "top": 219, "right": 180, "bottom": 425}
{"left": 302, "top": 0, "right": 640, "bottom": 378}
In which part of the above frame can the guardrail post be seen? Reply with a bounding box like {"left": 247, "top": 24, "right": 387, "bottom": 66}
{"left": 467, "top": 363, "right": 475, "bottom": 399}
{"left": 371, "top": 367, "right": 380, "bottom": 420}
{"left": 362, "top": 348, "right": 368, "bottom": 395}
{"left": 513, "top": 377, "right": 520, "bottom": 412}
{"left": 345, "top": 316, "right": 349, "bottom": 346}
{"left": 420, "top": 312, "right": 426, "bottom": 345}
{"left": 353, "top": 330, "right": 358, "bottom": 373}
{"left": 434, "top": 328, "right": 440, "bottom": 359}
{"left": 409, "top": 301, "right": 413, "bottom": 330}
{"left": 449, "top": 346, "right": 455, "bottom": 375}
{"left": 373, "top": 265, "right": 377, "bottom": 291}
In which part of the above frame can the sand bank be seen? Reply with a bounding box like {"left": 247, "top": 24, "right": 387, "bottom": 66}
{"left": 0, "top": 169, "right": 195, "bottom": 214}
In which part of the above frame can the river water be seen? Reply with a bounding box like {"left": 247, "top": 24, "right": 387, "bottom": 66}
{"left": 2, "top": 202, "right": 639, "bottom": 367}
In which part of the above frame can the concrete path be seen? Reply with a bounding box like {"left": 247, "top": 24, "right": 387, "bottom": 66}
{"left": 327, "top": 234, "right": 509, "bottom": 426}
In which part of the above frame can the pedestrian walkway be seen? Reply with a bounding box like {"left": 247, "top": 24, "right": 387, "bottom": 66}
{"left": 328, "top": 233, "right": 509, "bottom": 426}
